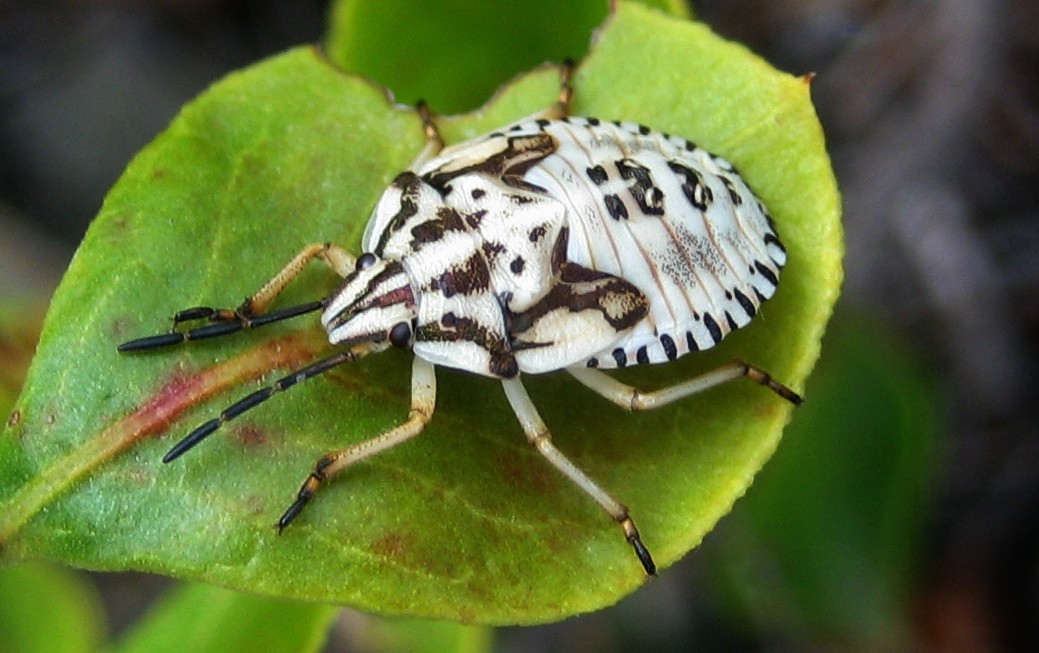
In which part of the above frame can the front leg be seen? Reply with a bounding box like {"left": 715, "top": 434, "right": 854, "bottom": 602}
{"left": 277, "top": 356, "right": 437, "bottom": 530}
{"left": 183, "top": 241, "right": 355, "bottom": 322}
{"left": 119, "top": 241, "right": 355, "bottom": 351}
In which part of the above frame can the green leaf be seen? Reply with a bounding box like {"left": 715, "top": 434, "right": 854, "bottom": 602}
{"left": 324, "top": 0, "right": 689, "bottom": 114}
{"left": 705, "top": 317, "right": 934, "bottom": 647}
{"left": 109, "top": 583, "right": 337, "bottom": 653}
{"left": 0, "top": 562, "right": 106, "bottom": 653}
{"left": 0, "top": 2, "right": 841, "bottom": 624}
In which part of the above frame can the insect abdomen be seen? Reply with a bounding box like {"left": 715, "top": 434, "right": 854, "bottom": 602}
{"left": 522, "top": 118, "right": 786, "bottom": 369}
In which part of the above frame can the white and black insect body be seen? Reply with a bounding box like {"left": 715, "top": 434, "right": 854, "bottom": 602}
{"left": 120, "top": 63, "right": 801, "bottom": 576}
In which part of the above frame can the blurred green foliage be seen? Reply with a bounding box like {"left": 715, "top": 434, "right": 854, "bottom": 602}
{"left": 703, "top": 314, "right": 936, "bottom": 650}
{"left": 325, "top": 0, "right": 690, "bottom": 113}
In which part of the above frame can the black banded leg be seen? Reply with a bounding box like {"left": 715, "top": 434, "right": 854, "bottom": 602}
{"left": 500, "top": 377, "right": 656, "bottom": 575}
{"left": 118, "top": 241, "right": 353, "bottom": 351}
{"left": 567, "top": 360, "right": 803, "bottom": 411}
{"left": 277, "top": 356, "right": 437, "bottom": 531}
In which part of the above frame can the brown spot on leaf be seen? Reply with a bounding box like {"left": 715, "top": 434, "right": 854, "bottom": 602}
{"left": 236, "top": 424, "right": 267, "bottom": 447}
{"left": 6, "top": 410, "right": 20, "bottom": 427}
{"left": 497, "top": 452, "right": 559, "bottom": 494}
{"left": 371, "top": 531, "right": 411, "bottom": 560}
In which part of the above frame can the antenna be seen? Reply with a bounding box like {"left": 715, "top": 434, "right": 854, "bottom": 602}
{"left": 118, "top": 300, "right": 325, "bottom": 351}
{"left": 161, "top": 350, "right": 355, "bottom": 462}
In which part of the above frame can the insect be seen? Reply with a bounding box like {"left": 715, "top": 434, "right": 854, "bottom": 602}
{"left": 119, "top": 62, "right": 801, "bottom": 575}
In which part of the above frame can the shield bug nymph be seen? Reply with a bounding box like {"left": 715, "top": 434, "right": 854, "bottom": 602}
{"left": 120, "top": 62, "right": 801, "bottom": 575}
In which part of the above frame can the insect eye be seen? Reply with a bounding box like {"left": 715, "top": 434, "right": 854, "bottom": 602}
{"left": 389, "top": 322, "right": 411, "bottom": 348}
{"left": 356, "top": 252, "right": 378, "bottom": 271}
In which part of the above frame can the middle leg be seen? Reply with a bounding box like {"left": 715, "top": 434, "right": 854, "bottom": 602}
{"left": 501, "top": 376, "right": 656, "bottom": 575}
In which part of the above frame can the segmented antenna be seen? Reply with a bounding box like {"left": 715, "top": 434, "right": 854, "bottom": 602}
{"left": 162, "top": 351, "right": 355, "bottom": 462}
{"left": 119, "top": 298, "right": 341, "bottom": 461}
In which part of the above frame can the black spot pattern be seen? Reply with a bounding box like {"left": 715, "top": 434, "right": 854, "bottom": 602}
{"left": 720, "top": 176, "right": 743, "bottom": 205}
{"left": 616, "top": 158, "right": 665, "bottom": 216}
{"left": 733, "top": 289, "right": 756, "bottom": 318}
{"left": 660, "top": 334, "right": 678, "bottom": 360}
{"left": 482, "top": 241, "right": 505, "bottom": 261}
{"left": 429, "top": 253, "right": 490, "bottom": 298}
{"left": 586, "top": 165, "right": 608, "bottom": 185}
{"left": 686, "top": 331, "right": 698, "bottom": 352}
{"left": 764, "top": 233, "right": 786, "bottom": 255}
{"left": 409, "top": 207, "right": 465, "bottom": 248}
{"left": 703, "top": 313, "right": 723, "bottom": 345}
{"left": 667, "top": 160, "right": 712, "bottom": 211}
{"left": 464, "top": 209, "right": 486, "bottom": 229}
{"left": 612, "top": 348, "right": 627, "bottom": 368}
{"left": 528, "top": 225, "right": 548, "bottom": 242}
{"left": 419, "top": 312, "right": 517, "bottom": 378}
{"left": 604, "top": 194, "right": 628, "bottom": 220}
{"left": 754, "top": 260, "right": 779, "bottom": 287}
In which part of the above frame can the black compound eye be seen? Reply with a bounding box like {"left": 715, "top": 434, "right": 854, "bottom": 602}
{"left": 389, "top": 322, "right": 412, "bottom": 348}
{"left": 356, "top": 252, "right": 378, "bottom": 271}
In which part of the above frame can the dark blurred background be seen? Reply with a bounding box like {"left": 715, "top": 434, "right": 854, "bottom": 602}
{"left": 2, "top": 1, "right": 1037, "bottom": 651}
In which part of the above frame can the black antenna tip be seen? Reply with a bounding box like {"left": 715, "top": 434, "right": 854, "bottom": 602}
{"left": 118, "top": 332, "right": 186, "bottom": 352}
{"left": 163, "top": 419, "right": 221, "bottom": 463}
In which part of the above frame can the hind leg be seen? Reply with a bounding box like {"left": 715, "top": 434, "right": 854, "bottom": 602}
{"left": 567, "top": 361, "right": 802, "bottom": 411}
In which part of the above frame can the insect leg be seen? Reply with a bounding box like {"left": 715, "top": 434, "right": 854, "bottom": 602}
{"left": 556, "top": 58, "right": 574, "bottom": 116}
{"left": 277, "top": 356, "right": 437, "bottom": 531}
{"left": 410, "top": 101, "right": 445, "bottom": 168}
{"left": 500, "top": 377, "right": 656, "bottom": 575}
{"left": 567, "top": 360, "right": 803, "bottom": 411}
{"left": 240, "top": 241, "right": 355, "bottom": 316}
{"left": 119, "top": 242, "right": 353, "bottom": 351}
{"left": 524, "top": 59, "right": 575, "bottom": 122}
